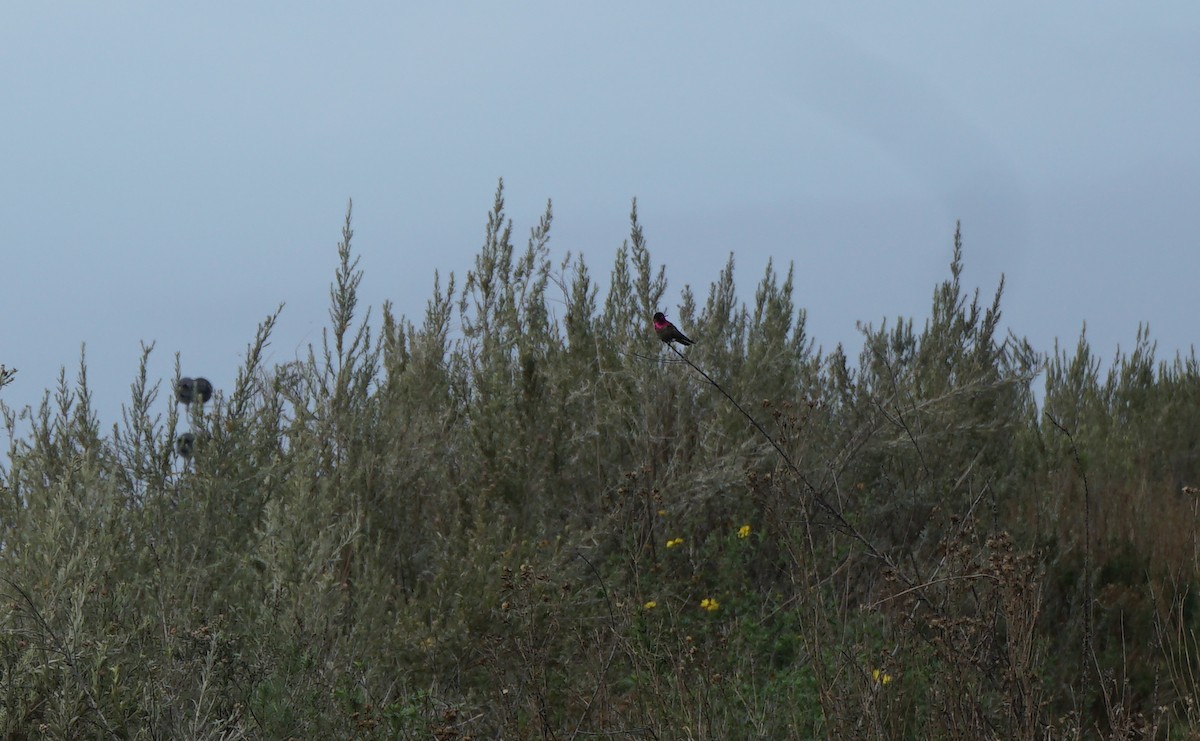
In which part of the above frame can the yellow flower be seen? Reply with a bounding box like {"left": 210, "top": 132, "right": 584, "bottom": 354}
{"left": 700, "top": 598, "right": 720, "bottom": 612}
{"left": 643, "top": 600, "right": 657, "bottom": 610}
{"left": 666, "top": 537, "right": 684, "bottom": 549}
{"left": 872, "top": 668, "right": 892, "bottom": 685}
{"left": 737, "top": 524, "right": 751, "bottom": 539}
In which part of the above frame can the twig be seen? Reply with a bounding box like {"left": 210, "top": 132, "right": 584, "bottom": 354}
{"left": 663, "top": 345, "right": 903, "bottom": 581}
{"left": 869, "top": 572, "right": 998, "bottom": 609}
{"left": 1044, "top": 411, "right": 1095, "bottom": 712}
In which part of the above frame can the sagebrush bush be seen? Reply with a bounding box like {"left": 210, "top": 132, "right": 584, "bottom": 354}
{"left": 2, "top": 182, "right": 1198, "bottom": 738}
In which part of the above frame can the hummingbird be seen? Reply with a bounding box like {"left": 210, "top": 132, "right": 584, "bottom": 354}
{"left": 653, "top": 312, "right": 695, "bottom": 346}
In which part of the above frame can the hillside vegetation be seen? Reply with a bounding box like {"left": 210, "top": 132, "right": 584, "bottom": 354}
{"left": 3, "top": 184, "right": 1200, "bottom": 739}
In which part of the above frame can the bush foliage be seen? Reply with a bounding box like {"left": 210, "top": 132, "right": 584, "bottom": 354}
{"left": 3, "top": 182, "right": 1199, "bottom": 738}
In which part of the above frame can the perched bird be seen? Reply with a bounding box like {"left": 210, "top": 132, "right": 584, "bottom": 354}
{"left": 653, "top": 312, "right": 695, "bottom": 346}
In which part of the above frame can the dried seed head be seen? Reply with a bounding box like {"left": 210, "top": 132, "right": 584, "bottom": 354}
{"left": 175, "top": 377, "right": 195, "bottom": 405}
{"left": 175, "top": 432, "right": 196, "bottom": 459}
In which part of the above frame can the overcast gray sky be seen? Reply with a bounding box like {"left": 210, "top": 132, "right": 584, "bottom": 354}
{"left": 3, "top": 3, "right": 1198, "bottom": 426}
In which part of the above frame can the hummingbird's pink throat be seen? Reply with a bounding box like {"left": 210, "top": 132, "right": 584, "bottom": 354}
{"left": 654, "top": 318, "right": 669, "bottom": 330}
